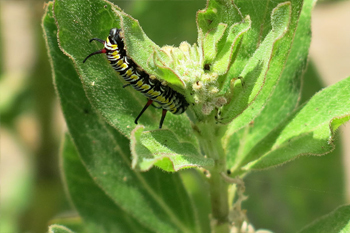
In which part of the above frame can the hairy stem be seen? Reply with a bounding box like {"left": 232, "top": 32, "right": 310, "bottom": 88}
{"left": 198, "top": 121, "right": 229, "bottom": 233}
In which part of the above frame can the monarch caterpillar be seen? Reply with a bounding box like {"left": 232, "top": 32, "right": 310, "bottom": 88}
{"left": 83, "top": 28, "right": 189, "bottom": 129}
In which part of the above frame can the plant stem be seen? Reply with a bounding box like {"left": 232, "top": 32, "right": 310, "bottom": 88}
{"left": 198, "top": 122, "right": 229, "bottom": 233}
{"left": 209, "top": 169, "right": 230, "bottom": 232}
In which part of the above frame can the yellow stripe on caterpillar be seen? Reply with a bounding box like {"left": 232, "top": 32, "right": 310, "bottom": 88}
{"left": 125, "top": 69, "right": 133, "bottom": 77}
{"left": 136, "top": 80, "right": 143, "bottom": 87}
{"left": 130, "top": 74, "right": 139, "bottom": 80}
{"left": 117, "top": 59, "right": 124, "bottom": 66}
{"left": 141, "top": 84, "right": 150, "bottom": 90}
{"left": 148, "top": 89, "right": 160, "bottom": 97}
{"left": 156, "top": 95, "right": 167, "bottom": 103}
{"left": 112, "top": 51, "right": 120, "bottom": 59}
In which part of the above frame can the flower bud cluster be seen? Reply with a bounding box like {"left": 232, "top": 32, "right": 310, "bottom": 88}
{"left": 161, "top": 42, "right": 227, "bottom": 115}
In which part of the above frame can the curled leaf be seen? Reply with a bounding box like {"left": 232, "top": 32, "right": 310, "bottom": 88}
{"left": 131, "top": 126, "right": 214, "bottom": 172}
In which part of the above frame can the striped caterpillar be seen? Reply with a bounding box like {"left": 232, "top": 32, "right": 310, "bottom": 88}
{"left": 83, "top": 28, "right": 189, "bottom": 129}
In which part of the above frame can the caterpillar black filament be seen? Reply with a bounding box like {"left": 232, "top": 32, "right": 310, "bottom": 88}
{"left": 83, "top": 28, "right": 189, "bottom": 129}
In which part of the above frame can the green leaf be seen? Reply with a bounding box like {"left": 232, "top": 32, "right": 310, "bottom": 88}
{"left": 224, "top": 0, "right": 315, "bottom": 174}
{"left": 130, "top": 126, "right": 214, "bottom": 171}
{"left": 43, "top": 3, "right": 204, "bottom": 232}
{"left": 197, "top": 0, "right": 243, "bottom": 42}
{"left": 243, "top": 141, "right": 345, "bottom": 232}
{"left": 240, "top": 56, "right": 345, "bottom": 232}
{"left": 220, "top": 1, "right": 294, "bottom": 125}
{"left": 49, "top": 215, "right": 86, "bottom": 233}
{"left": 298, "top": 205, "right": 350, "bottom": 233}
{"left": 48, "top": 225, "right": 76, "bottom": 233}
{"left": 53, "top": 0, "right": 193, "bottom": 140}
{"left": 151, "top": 41, "right": 203, "bottom": 101}
{"left": 244, "top": 76, "right": 350, "bottom": 170}
{"left": 180, "top": 170, "right": 211, "bottom": 233}
{"left": 61, "top": 133, "right": 153, "bottom": 233}
{"left": 211, "top": 16, "right": 251, "bottom": 75}
{"left": 152, "top": 50, "right": 186, "bottom": 92}
{"left": 202, "top": 22, "right": 227, "bottom": 64}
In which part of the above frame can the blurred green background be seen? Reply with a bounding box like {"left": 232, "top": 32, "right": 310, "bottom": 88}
{"left": 1, "top": 0, "right": 349, "bottom": 233}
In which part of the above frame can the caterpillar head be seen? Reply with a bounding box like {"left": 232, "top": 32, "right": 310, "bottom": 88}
{"left": 108, "top": 28, "right": 123, "bottom": 44}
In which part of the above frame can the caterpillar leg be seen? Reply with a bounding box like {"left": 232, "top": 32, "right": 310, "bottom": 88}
{"left": 159, "top": 109, "right": 167, "bottom": 129}
{"left": 135, "top": 99, "right": 153, "bottom": 125}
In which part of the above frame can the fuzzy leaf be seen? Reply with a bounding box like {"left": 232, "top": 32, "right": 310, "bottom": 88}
{"left": 151, "top": 49, "right": 186, "bottom": 92}
{"left": 130, "top": 126, "right": 214, "bottom": 172}
{"left": 43, "top": 3, "right": 205, "bottom": 232}
{"left": 298, "top": 205, "right": 350, "bottom": 233}
{"left": 61, "top": 133, "right": 153, "bottom": 233}
{"left": 203, "top": 23, "right": 227, "bottom": 64}
{"left": 53, "top": 0, "right": 193, "bottom": 141}
{"left": 48, "top": 217, "right": 86, "bottom": 233}
{"left": 224, "top": 0, "right": 315, "bottom": 174}
{"left": 212, "top": 16, "right": 251, "bottom": 75}
{"left": 197, "top": 0, "right": 243, "bottom": 42}
{"left": 48, "top": 225, "right": 75, "bottom": 233}
{"left": 219, "top": 1, "right": 293, "bottom": 125}
{"left": 229, "top": 60, "right": 345, "bottom": 231}
{"left": 244, "top": 76, "right": 350, "bottom": 170}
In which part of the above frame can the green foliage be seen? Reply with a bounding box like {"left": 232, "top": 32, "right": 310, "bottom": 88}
{"left": 298, "top": 205, "right": 350, "bottom": 233}
{"left": 130, "top": 126, "right": 213, "bottom": 171}
{"left": 42, "top": 0, "right": 350, "bottom": 232}
{"left": 48, "top": 225, "right": 76, "bottom": 233}
{"left": 44, "top": 4, "right": 207, "bottom": 232}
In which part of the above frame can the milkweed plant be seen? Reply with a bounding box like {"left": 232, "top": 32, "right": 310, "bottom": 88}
{"left": 43, "top": 0, "right": 350, "bottom": 232}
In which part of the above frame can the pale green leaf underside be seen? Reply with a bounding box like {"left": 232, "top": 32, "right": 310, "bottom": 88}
{"left": 220, "top": 2, "right": 292, "bottom": 125}
{"left": 244, "top": 76, "right": 350, "bottom": 170}
{"left": 298, "top": 205, "right": 350, "bottom": 233}
{"left": 131, "top": 126, "right": 214, "bottom": 172}
{"left": 212, "top": 16, "right": 251, "bottom": 75}
{"left": 197, "top": 0, "right": 243, "bottom": 39}
{"left": 48, "top": 225, "right": 75, "bottom": 233}
{"left": 152, "top": 51, "right": 186, "bottom": 91}
{"left": 203, "top": 23, "right": 227, "bottom": 64}
{"left": 224, "top": 0, "right": 315, "bottom": 174}
{"left": 48, "top": 215, "right": 86, "bottom": 233}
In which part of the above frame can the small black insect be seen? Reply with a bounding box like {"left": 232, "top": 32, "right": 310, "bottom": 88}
{"left": 84, "top": 28, "right": 189, "bottom": 128}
